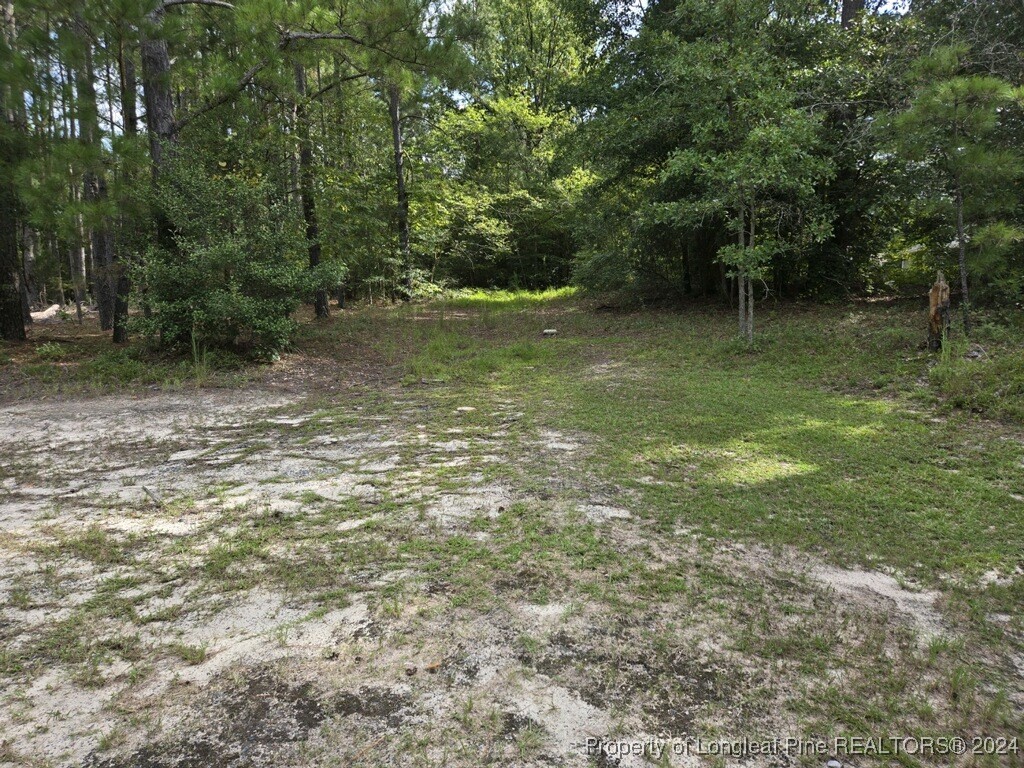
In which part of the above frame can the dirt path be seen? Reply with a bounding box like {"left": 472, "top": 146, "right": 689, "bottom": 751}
{"left": 0, "top": 387, "right": 1011, "bottom": 767}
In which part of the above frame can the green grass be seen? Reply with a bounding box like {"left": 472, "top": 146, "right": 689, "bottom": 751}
{"left": 3, "top": 291, "right": 1021, "bottom": 762}
{"left": 360, "top": 297, "right": 1024, "bottom": 593}
{"left": 929, "top": 322, "right": 1024, "bottom": 422}
{"left": 1, "top": 329, "right": 251, "bottom": 396}
{"left": 440, "top": 286, "right": 577, "bottom": 309}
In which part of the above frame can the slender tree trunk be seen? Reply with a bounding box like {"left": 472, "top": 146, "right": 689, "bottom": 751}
{"left": 737, "top": 210, "right": 746, "bottom": 340}
{"left": 0, "top": 175, "right": 21, "bottom": 339}
{"left": 75, "top": 23, "right": 116, "bottom": 330}
{"left": 294, "top": 61, "right": 328, "bottom": 318}
{"left": 388, "top": 83, "right": 412, "bottom": 300}
{"left": 0, "top": 0, "right": 25, "bottom": 340}
{"left": 71, "top": 208, "right": 87, "bottom": 324}
{"left": 955, "top": 184, "right": 970, "bottom": 335}
{"left": 112, "top": 37, "right": 137, "bottom": 344}
{"left": 20, "top": 226, "right": 34, "bottom": 323}
{"left": 747, "top": 207, "right": 755, "bottom": 343}
{"left": 140, "top": 3, "right": 177, "bottom": 275}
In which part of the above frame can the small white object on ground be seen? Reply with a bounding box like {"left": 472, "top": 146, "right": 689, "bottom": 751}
{"left": 30, "top": 304, "right": 63, "bottom": 321}
{"left": 542, "top": 329, "right": 558, "bottom": 337}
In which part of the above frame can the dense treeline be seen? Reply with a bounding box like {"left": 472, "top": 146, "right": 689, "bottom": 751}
{"left": 0, "top": 0, "right": 1021, "bottom": 352}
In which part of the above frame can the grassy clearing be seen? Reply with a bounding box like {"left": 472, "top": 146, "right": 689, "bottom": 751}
{"left": 2, "top": 292, "right": 1022, "bottom": 766}
{"left": 326, "top": 296, "right": 1024, "bottom": 583}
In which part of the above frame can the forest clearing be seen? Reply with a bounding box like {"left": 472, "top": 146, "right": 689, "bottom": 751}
{"left": 2, "top": 0, "right": 1024, "bottom": 764}
{"left": 1, "top": 293, "right": 1022, "bottom": 767}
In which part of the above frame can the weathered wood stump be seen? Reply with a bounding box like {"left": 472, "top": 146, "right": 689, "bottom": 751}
{"left": 928, "top": 270, "right": 951, "bottom": 351}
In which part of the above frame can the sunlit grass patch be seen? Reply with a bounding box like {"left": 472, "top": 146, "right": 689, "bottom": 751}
{"left": 712, "top": 444, "right": 818, "bottom": 485}
{"left": 441, "top": 286, "right": 577, "bottom": 310}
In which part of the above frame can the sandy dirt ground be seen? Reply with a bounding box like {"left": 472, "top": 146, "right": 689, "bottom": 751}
{"left": 0, "top": 387, "right": 1013, "bottom": 768}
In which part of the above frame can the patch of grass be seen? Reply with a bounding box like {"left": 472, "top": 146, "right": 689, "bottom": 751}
{"left": 441, "top": 286, "right": 577, "bottom": 310}
{"left": 36, "top": 341, "right": 68, "bottom": 361}
{"left": 0, "top": 318, "right": 254, "bottom": 397}
{"left": 168, "top": 642, "right": 207, "bottom": 665}
{"left": 404, "top": 331, "right": 557, "bottom": 384}
{"left": 58, "top": 525, "right": 133, "bottom": 567}
{"left": 929, "top": 325, "right": 1024, "bottom": 422}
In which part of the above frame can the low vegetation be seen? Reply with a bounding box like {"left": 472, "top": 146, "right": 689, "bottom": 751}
{"left": 0, "top": 293, "right": 1021, "bottom": 766}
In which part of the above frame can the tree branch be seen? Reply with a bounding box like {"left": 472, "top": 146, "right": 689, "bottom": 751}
{"left": 306, "top": 71, "right": 368, "bottom": 102}
{"left": 161, "top": 0, "right": 235, "bottom": 10}
{"left": 281, "top": 28, "right": 431, "bottom": 69}
{"left": 174, "top": 58, "right": 269, "bottom": 131}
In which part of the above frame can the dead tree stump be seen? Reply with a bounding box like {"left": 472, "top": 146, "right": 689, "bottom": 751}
{"left": 928, "top": 270, "right": 951, "bottom": 351}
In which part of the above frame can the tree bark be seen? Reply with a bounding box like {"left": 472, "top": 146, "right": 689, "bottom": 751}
{"left": 388, "top": 83, "right": 412, "bottom": 299}
{"left": 294, "top": 61, "right": 329, "bottom": 318}
{"left": 112, "top": 36, "right": 137, "bottom": 344}
{"left": 140, "top": 6, "right": 175, "bottom": 182}
{"left": 928, "top": 271, "right": 951, "bottom": 351}
{"left": 140, "top": 3, "right": 178, "bottom": 267}
{"left": 841, "top": 0, "right": 864, "bottom": 28}
{"left": 737, "top": 209, "right": 746, "bottom": 340}
{"left": 747, "top": 207, "right": 755, "bottom": 343}
{"left": 70, "top": 211, "right": 87, "bottom": 325}
{"left": 75, "top": 24, "right": 116, "bottom": 330}
{"left": 0, "top": 0, "right": 25, "bottom": 340}
{"left": 20, "top": 226, "right": 34, "bottom": 324}
{"left": 955, "top": 184, "right": 970, "bottom": 335}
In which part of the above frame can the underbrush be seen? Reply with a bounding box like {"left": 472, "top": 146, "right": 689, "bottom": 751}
{"left": 0, "top": 330, "right": 250, "bottom": 396}
{"left": 929, "top": 321, "right": 1024, "bottom": 423}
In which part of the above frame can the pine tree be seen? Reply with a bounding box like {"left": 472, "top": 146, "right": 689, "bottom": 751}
{"left": 1, "top": 0, "right": 26, "bottom": 341}
{"left": 896, "top": 45, "right": 1023, "bottom": 334}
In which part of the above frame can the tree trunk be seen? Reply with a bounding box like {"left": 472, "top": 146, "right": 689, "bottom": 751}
{"left": 75, "top": 24, "right": 116, "bottom": 331}
{"left": 388, "top": 83, "right": 412, "bottom": 299}
{"left": 955, "top": 184, "right": 970, "bottom": 336}
{"left": 841, "top": 0, "right": 864, "bottom": 28}
{"left": 20, "top": 226, "right": 33, "bottom": 324}
{"left": 140, "top": 7, "right": 175, "bottom": 182}
{"left": 113, "top": 35, "right": 137, "bottom": 343}
{"left": 294, "top": 61, "right": 328, "bottom": 319}
{"left": 747, "top": 207, "right": 755, "bottom": 343}
{"left": 736, "top": 208, "right": 746, "bottom": 340}
{"left": 70, "top": 214, "right": 87, "bottom": 325}
{"left": 140, "top": 4, "right": 177, "bottom": 263}
{"left": 928, "top": 271, "right": 951, "bottom": 351}
{"left": 0, "top": 0, "right": 25, "bottom": 341}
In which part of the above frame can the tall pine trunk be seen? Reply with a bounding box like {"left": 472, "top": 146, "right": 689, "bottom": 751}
{"left": 841, "top": 0, "right": 864, "bottom": 28}
{"left": 75, "top": 23, "right": 116, "bottom": 331}
{"left": 20, "top": 225, "right": 34, "bottom": 323}
{"left": 388, "top": 83, "right": 411, "bottom": 299}
{"left": 0, "top": 0, "right": 24, "bottom": 340}
{"left": 747, "top": 207, "right": 755, "bottom": 343}
{"left": 140, "top": 2, "right": 176, "bottom": 279}
{"left": 140, "top": 7, "right": 175, "bottom": 183}
{"left": 112, "top": 35, "right": 136, "bottom": 344}
{"left": 294, "top": 62, "right": 328, "bottom": 318}
{"left": 737, "top": 209, "right": 746, "bottom": 340}
{"left": 70, "top": 209, "right": 87, "bottom": 325}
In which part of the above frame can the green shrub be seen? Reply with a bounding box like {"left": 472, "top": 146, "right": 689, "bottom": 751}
{"left": 138, "top": 150, "right": 342, "bottom": 358}
{"left": 36, "top": 342, "right": 68, "bottom": 361}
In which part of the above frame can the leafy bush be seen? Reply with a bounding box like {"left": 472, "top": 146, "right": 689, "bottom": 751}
{"left": 138, "top": 151, "right": 342, "bottom": 358}
{"left": 36, "top": 342, "right": 68, "bottom": 361}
